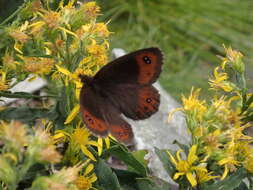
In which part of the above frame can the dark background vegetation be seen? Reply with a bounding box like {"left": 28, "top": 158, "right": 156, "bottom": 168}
{"left": 1, "top": 0, "right": 253, "bottom": 100}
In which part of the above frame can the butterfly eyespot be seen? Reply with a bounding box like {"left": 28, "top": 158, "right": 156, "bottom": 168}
{"left": 88, "top": 118, "right": 94, "bottom": 124}
{"left": 146, "top": 98, "right": 152, "bottom": 103}
{"left": 143, "top": 56, "right": 152, "bottom": 64}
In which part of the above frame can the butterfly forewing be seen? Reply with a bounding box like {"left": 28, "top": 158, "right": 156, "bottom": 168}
{"left": 94, "top": 48, "right": 163, "bottom": 85}
{"left": 135, "top": 49, "right": 163, "bottom": 84}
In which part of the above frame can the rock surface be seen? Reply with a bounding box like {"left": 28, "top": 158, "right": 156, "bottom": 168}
{"left": 112, "top": 48, "right": 190, "bottom": 183}
{"left": 0, "top": 75, "right": 47, "bottom": 106}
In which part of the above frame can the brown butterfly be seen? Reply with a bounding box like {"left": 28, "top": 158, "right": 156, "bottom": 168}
{"left": 79, "top": 48, "right": 163, "bottom": 144}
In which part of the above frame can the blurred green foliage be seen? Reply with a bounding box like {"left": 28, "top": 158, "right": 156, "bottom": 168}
{"left": 0, "top": 0, "right": 23, "bottom": 22}
{"left": 97, "top": 0, "right": 253, "bottom": 100}
{"left": 2, "top": 0, "right": 253, "bottom": 99}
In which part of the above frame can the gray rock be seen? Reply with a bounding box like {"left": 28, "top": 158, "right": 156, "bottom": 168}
{"left": 112, "top": 48, "right": 190, "bottom": 183}
{"left": 0, "top": 75, "right": 47, "bottom": 106}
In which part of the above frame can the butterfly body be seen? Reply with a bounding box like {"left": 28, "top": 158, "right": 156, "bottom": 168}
{"left": 80, "top": 48, "right": 163, "bottom": 144}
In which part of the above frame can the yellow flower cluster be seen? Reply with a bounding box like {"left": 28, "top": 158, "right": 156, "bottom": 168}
{"left": 1, "top": 2, "right": 109, "bottom": 189}
{"left": 22, "top": 56, "right": 54, "bottom": 75}
{"left": 3, "top": 0, "right": 110, "bottom": 90}
{"left": 168, "top": 145, "right": 218, "bottom": 187}
{"left": 168, "top": 46, "right": 253, "bottom": 187}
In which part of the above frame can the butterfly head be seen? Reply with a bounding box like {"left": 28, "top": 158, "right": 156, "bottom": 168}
{"left": 79, "top": 74, "right": 93, "bottom": 86}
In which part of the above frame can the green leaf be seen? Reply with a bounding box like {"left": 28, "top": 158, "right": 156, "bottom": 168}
{"left": 113, "top": 169, "right": 141, "bottom": 190}
{"left": 204, "top": 168, "right": 248, "bottom": 190}
{"left": 95, "top": 159, "right": 121, "bottom": 190}
{"left": 234, "top": 181, "right": 248, "bottom": 190}
{"left": 132, "top": 150, "right": 148, "bottom": 164}
{"left": 155, "top": 147, "right": 175, "bottom": 176}
{"left": 0, "top": 91, "right": 56, "bottom": 99}
{"left": 108, "top": 144, "right": 148, "bottom": 176}
{"left": 172, "top": 140, "right": 189, "bottom": 155}
{"left": 0, "top": 107, "right": 57, "bottom": 123}
{"left": 241, "top": 93, "right": 253, "bottom": 114}
{"left": 136, "top": 177, "right": 172, "bottom": 190}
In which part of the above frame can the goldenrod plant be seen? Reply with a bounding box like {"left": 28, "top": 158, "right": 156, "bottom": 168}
{"left": 0, "top": 0, "right": 167, "bottom": 189}
{"left": 160, "top": 46, "right": 253, "bottom": 189}
{"left": 0, "top": 0, "right": 253, "bottom": 189}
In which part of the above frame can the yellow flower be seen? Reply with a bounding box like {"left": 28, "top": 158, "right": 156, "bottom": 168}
{"left": 0, "top": 156, "right": 16, "bottom": 184}
{"left": 97, "top": 137, "right": 110, "bottom": 156}
{"left": 226, "top": 124, "right": 252, "bottom": 142}
{"left": 0, "top": 121, "right": 27, "bottom": 150}
{"left": 30, "top": 0, "right": 42, "bottom": 13}
{"left": 9, "top": 30, "right": 30, "bottom": 44}
{"left": 28, "top": 19, "right": 47, "bottom": 36}
{"left": 210, "top": 96, "right": 230, "bottom": 120}
{"left": 87, "top": 41, "right": 107, "bottom": 57}
{"left": 38, "top": 163, "right": 84, "bottom": 189}
{"left": 203, "top": 129, "right": 222, "bottom": 156}
{"left": 196, "top": 170, "right": 219, "bottom": 184}
{"left": 209, "top": 67, "right": 235, "bottom": 92}
{"left": 243, "top": 156, "right": 253, "bottom": 173}
{"left": 83, "top": 1, "right": 100, "bottom": 20}
{"left": 56, "top": 127, "right": 98, "bottom": 161}
{"left": 42, "top": 11, "right": 60, "bottom": 29}
{"left": 2, "top": 52, "right": 17, "bottom": 70}
{"left": 72, "top": 127, "right": 103, "bottom": 160}
{"left": 93, "top": 23, "right": 110, "bottom": 37}
{"left": 182, "top": 88, "right": 206, "bottom": 112}
{"left": 0, "top": 70, "right": 9, "bottom": 91}
{"left": 167, "top": 145, "right": 207, "bottom": 187}
{"left": 55, "top": 65, "right": 87, "bottom": 88}
{"left": 192, "top": 126, "right": 206, "bottom": 138}
{"left": 209, "top": 96, "right": 243, "bottom": 128}
{"left": 182, "top": 88, "right": 207, "bottom": 121}
{"left": 75, "top": 162, "right": 97, "bottom": 190}
{"left": 221, "top": 45, "right": 244, "bottom": 73}
{"left": 22, "top": 56, "right": 54, "bottom": 75}
{"left": 85, "top": 40, "right": 109, "bottom": 66}
{"left": 236, "top": 141, "right": 253, "bottom": 159}
{"left": 39, "top": 145, "right": 62, "bottom": 163}
{"left": 29, "top": 8, "right": 76, "bottom": 38}
{"left": 78, "top": 22, "right": 110, "bottom": 39}
{"left": 65, "top": 104, "right": 80, "bottom": 125}
{"left": 218, "top": 144, "right": 241, "bottom": 180}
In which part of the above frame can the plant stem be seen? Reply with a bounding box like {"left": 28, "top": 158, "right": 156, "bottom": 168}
{"left": 0, "top": 3, "right": 25, "bottom": 26}
{"left": 248, "top": 177, "right": 253, "bottom": 189}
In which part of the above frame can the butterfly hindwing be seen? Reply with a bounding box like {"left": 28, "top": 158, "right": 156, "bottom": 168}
{"left": 80, "top": 85, "right": 134, "bottom": 144}
{"left": 80, "top": 86, "right": 109, "bottom": 136}
{"left": 105, "top": 84, "right": 160, "bottom": 120}
{"left": 109, "top": 117, "right": 134, "bottom": 145}
{"left": 133, "top": 85, "right": 160, "bottom": 119}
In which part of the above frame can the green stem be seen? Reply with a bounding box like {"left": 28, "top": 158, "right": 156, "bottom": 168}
{"left": 0, "top": 3, "right": 26, "bottom": 26}
{"left": 18, "top": 156, "right": 33, "bottom": 185}
{"left": 241, "top": 74, "right": 247, "bottom": 91}
{"left": 8, "top": 183, "right": 17, "bottom": 190}
{"left": 248, "top": 177, "right": 253, "bottom": 189}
